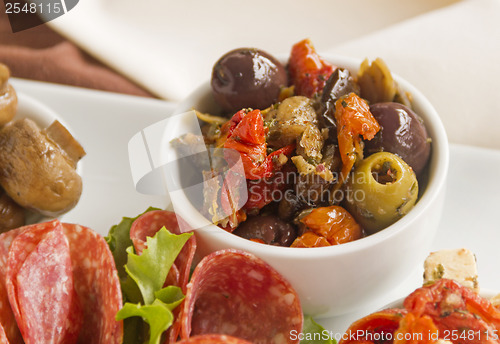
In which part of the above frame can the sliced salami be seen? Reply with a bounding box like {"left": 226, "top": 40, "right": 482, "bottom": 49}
{"left": 62, "top": 223, "right": 123, "bottom": 344}
{"left": 5, "top": 220, "right": 62, "bottom": 340}
{"left": 176, "top": 334, "right": 253, "bottom": 344}
{"left": 0, "top": 227, "right": 23, "bottom": 344}
{"left": 180, "top": 249, "right": 303, "bottom": 344}
{"left": 0, "top": 323, "right": 8, "bottom": 344}
{"left": 7, "top": 225, "right": 82, "bottom": 344}
{"left": 0, "top": 220, "right": 123, "bottom": 344}
{"left": 130, "top": 210, "right": 196, "bottom": 292}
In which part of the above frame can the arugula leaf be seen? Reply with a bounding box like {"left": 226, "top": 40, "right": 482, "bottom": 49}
{"left": 301, "top": 315, "right": 336, "bottom": 344}
{"left": 116, "top": 300, "right": 174, "bottom": 344}
{"left": 106, "top": 207, "right": 160, "bottom": 279}
{"left": 124, "top": 227, "right": 192, "bottom": 305}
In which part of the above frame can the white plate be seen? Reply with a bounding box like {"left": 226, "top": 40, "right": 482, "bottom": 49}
{"left": 47, "top": 0, "right": 459, "bottom": 100}
{"left": 10, "top": 78, "right": 500, "bottom": 333}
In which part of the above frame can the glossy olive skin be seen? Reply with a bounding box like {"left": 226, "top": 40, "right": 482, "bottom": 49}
{"left": 278, "top": 191, "right": 304, "bottom": 221}
{"left": 295, "top": 173, "right": 331, "bottom": 206}
{"left": 344, "top": 152, "right": 418, "bottom": 233}
{"left": 365, "top": 102, "right": 431, "bottom": 176}
{"left": 211, "top": 48, "right": 287, "bottom": 114}
{"left": 233, "top": 215, "right": 297, "bottom": 246}
{"left": 319, "top": 68, "right": 359, "bottom": 141}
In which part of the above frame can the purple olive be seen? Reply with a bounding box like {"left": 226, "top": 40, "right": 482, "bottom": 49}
{"left": 365, "top": 102, "right": 431, "bottom": 176}
{"left": 211, "top": 48, "right": 287, "bottom": 114}
{"left": 233, "top": 215, "right": 296, "bottom": 246}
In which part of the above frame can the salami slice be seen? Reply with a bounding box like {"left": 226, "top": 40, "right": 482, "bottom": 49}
{"left": 7, "top": 225, "right": 82, "bottom": 344}
{"left": 62, "top": 223, "right": 123, "bottom": 344}
{"left": 180, "top": 249, "right": 303, "bottom": 344}
{"left": 5, "top": 220, "right": 65, "bottom": 341}
{"left": 0, "top": 227, "right": 22, "bottom": 344}
{"left": 176, "top": 334, "right": 253, "bottom": 343}
{"left": 2, "top": 221, "right": 62, "bottom": 344}
{"left": 0, "top": 323, "right": 8, "bottom": 344}
{"left": 130, "top": 210, "right": 196, "bottom": 292}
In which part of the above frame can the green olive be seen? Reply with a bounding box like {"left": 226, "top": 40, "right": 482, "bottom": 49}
{"left": 344, "top": 152, "right": 418, "bottom": 233}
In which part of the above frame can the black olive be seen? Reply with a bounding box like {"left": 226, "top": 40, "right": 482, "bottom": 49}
{"left": 278, "top": 190, "right": 305, "bottom": 221}
{"left": 295, "top": 173, "right": 331, "bottom": 206}
{"left": 318, "top": 68, "right": 359, "bottom": 141}
{"left": 365, "top": 102, "right": 431, "bottom": 176}
{"left": 211, "top": 48, "right": 287, "bottom": 114}
{"left": 233, "top": 215, "right": 296, "bottom": 247}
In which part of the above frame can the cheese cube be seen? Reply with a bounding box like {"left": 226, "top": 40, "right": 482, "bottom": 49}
{"left": 423, "top": 248, "right": 478, "bottom": 292}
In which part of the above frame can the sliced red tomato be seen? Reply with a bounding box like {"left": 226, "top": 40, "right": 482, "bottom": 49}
{"left": 288, "top": 38, "right": 336, "bottom": 98}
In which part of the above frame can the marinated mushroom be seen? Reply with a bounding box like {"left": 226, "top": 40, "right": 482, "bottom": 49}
{"left": 357, "top": 58, "right": 397, "bottom": 105}
{"left": 265, "top": 96, "right": 324, "bottom": 162}
{"left": 0, "top": 189, "right": 25, "bottom": 233}
{"left": 0, "top": 118, "right": 85, "bottom": 216}
{"left": 0, "top": 63, "right": 17, "bottom": 126}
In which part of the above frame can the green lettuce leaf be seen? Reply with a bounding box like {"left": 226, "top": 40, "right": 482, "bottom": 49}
{"left": 124, "top": 227, "right": 192, "bottom": 305}
{"left": 116, "top": 299, "right": 174, "bottom": 344}
{"left": 301, "top": 315, "right": 336, "bottom": 344}
{"left": 106, "top": 207, "right": 160, "bottom": 279}
{"left": 155, "top": 285, "right": 185, "bottom": 309}
{"left": 108, "top": 210, "right": 192, "bottom": 344}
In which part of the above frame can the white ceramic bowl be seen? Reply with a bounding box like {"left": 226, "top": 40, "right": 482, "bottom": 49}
{"left": 162, "top": 54, "right": 449, "bottom": 317}
{"left": 15, "top": 93, "right": 59, "bottom": 127}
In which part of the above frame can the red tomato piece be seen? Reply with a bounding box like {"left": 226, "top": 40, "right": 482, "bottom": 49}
{"left": 393, "top": 313, "right": 439, "bottom": 344}
{"left": 404, "top": 279, "right": 500, "bottom": 344}
{"left": 300, "top": 206, "right": 363, "bottom": 245}
{"left": 290, "top": 232, "right": 331, "bottom": 248}
{"left": 339, "top": 309, "right": 406, "bottom": 344}
{"left": 288, "top": 38, "right": 336, "bottom": 98}
{"left": 335, "top": 93, "right": 380, "bottom": 185}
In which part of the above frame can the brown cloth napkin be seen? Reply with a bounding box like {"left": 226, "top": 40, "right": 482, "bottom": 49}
{"left": 0, "top": 9, "right": 154, "bottom": 97}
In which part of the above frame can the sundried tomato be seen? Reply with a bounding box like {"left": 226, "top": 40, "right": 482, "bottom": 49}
{"left": 335, "top": 92, "right": 380, "bottom": 185}
{"left": 288, "top": 38, "right": 336, "bottom": 98}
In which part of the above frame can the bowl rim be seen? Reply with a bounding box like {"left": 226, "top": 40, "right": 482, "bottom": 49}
{"left": 165, "top": 53, "right": 450, "bottom": 259}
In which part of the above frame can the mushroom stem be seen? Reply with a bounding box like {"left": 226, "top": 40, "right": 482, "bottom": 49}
{"left": 44, "top": 120, "right": 86, "bottom": 167}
